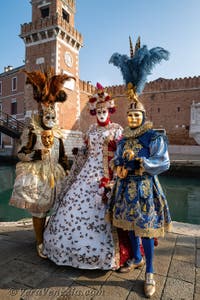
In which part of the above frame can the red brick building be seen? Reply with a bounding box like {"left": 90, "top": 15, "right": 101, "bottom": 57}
{"left": 0, "top": 0, "right": 200, "bottom": 156}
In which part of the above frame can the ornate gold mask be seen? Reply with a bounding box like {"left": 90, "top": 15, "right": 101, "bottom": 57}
{"left": 41, "top": 130, "right": 54, "bottom": 148}
{"left": 127, "top": 111, "right": 143, "bottom": 128}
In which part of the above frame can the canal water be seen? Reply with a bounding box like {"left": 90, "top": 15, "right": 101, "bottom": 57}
{"left": 0, "top": 164, "right": 200, "bottom": 224}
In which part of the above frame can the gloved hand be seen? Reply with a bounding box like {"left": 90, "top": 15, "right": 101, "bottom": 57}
{"left": 124, "top": 157, "right": 144, "bottom": 176}
{"left": 134, "top": 157, "right": 144, "bottom": 176}
{"left": 72, "top": 147, "right": 79, "bottom": 155}
{"left": 134, "top": 157, "right": 143, "bottom": 169}
{"left": 116, "top": 166, "right": 128, "bottom": 179}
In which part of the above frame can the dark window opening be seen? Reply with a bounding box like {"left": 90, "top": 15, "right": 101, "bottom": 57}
{"left": 177, "top": 107, "right": 180, "bottom": 112}
{"left": 41, "top": 7, "right": 49, "bottom": 18}
{"left": 11, "top": 102, "right": 17, "bottom": 115}
{"left": 158, "top": 108, "right": 160, "bottom": 113}
{"left": 32, "top": 33, "right": 39, "bottom": 42}
{"left": 12, "top": 77, "right": 17, "bottom": 91}
{"left": 62, "top": 9, "right": 69, "bottom": 22}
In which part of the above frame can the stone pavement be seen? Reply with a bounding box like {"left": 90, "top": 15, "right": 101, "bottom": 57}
{"left": 0, "top": 220, "right": 199, "bottom": 300}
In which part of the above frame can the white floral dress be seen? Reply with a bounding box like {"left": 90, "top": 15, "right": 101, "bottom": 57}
{"left": 43, "top": 122, "right": 122, "bottom": 269}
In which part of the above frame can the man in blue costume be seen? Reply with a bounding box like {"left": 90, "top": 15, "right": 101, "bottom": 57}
{"left": 107, "top": 37, "right": 172, "bottom": 298}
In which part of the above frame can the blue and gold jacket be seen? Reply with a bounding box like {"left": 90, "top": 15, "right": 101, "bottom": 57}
{"left": 108, "top": 121, "right": 172, "bottom": 237}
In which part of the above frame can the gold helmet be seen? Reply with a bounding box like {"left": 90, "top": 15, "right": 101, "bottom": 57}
{"left": 126, "top": 82, "right": 145, "bottom": 113}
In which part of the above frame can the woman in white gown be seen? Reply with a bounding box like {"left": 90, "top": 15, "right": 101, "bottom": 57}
{"left": 43, "top": 83, "right": 131, "bottom": 269}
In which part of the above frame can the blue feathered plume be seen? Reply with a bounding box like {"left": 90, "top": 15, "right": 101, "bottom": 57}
{"left": 109, "top": 40, "right": 170, "bottom": 95}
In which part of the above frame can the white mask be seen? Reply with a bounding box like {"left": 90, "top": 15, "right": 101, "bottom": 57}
{"left": 42, "top": 109, "right": 56, "bottom": 129}
{"left": 96, "top": 108, "right": 109, "bottom": 123}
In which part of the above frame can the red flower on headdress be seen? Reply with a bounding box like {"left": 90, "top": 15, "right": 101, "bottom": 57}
{"left": 105, "top": 95, "right": 111, "bottom": 101}
{"left": 89, "top": 97, "right": 97, "bottom": 103}
{"left": 88, "top": 82, "right": 116, "bottom": 116}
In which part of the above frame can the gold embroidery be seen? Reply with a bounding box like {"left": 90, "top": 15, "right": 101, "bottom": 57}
{"left": 123, "top": 121, "right": 153, "bottom": 139}
{"left": 142, "top": 179, "right": 151, "bottom": 198}
{"left": 142, "top": 204, "right": 147, "bottom": 212}
{"left": 102, "top": 124, "right": 122, "bottom": 181}
{"left": 102, "top": 139, "right": 109, "bottom": 179}
{"left": 112, "top": 218, "right": 172, "bottom": 238}
{"left": 128, "top": 181, "right": 137, "bottom": 199}
{"left": 115, "top": 179, "right": 121, "bottom": 196}
{"left": 124, "top": 139, "right": 142, "bottom": 157}
{"left": 123, "top": 149, "right": 135, "bottom": 160}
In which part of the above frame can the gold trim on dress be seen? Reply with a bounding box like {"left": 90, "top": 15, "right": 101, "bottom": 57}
{"left": 9, "top": 197, "right": 54, "bottom": 213}
{"left": 112, "top": 217, "right": 172, "bottom": 238}
{"left": 102, "top": 139, "right": 110, "bottom": 179}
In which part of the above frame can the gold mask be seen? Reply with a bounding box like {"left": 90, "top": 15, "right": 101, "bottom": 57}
{"left": 127, "top": 111, "right": 143, "bottom": 128}
{"left": 41, "top": 130, "right": 54, "bottom": 148}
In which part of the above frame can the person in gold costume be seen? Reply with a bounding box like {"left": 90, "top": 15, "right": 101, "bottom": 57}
{"left": 9, "top": 68, "right": 72, "bottom": 258}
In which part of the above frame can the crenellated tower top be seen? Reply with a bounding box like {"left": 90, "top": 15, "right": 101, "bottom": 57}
{"left": 20, "top": 0, "right": 83, "bottom": 62}
{"left": 30, "top": 0, "right": 76, "bottom": 26}
{"left": 20, "top": 0, "right": 83, "bottom": 131}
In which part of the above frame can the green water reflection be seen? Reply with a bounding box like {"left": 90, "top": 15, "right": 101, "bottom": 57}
{"left": 0, "top": 164, "right": 200, "bottom": 224}
{"left": 0, "top": 164, "right": 31, "bottom": 221}
{"left": 159, "top": 176, "right": 200, "bottom": 225}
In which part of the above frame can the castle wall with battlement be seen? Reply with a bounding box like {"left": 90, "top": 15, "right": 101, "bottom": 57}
{"left": 79, "top": 76, "right": 200, "bottom": 145}
{"left": 1, "top": 69, "right": 200, "bottom": 147}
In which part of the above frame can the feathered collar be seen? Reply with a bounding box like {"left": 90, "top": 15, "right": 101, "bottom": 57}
{"left": 123, "top": 121, "right": 153, "bottom": 139}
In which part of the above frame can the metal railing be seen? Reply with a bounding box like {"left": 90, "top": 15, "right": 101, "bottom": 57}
{"left": 0, "top": 110, "right": 25, "bottom": 138}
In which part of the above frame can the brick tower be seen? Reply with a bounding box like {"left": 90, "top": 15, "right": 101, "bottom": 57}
{"left": 20, "top": 0, "right": 83, "bottom": 130}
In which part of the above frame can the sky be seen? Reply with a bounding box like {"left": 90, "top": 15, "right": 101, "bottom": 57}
{"left": 0, "top": 0, "right": 200, "bottom": 87}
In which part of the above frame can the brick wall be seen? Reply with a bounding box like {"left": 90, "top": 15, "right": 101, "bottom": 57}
{"left": 1, "top": 70, "right": 200, "bottom": 147}
{"left": 142, "top": 77, "right": 200, "bottom": 145}
{"left": 79, "top": 77, "right": 200, "bottom": 146}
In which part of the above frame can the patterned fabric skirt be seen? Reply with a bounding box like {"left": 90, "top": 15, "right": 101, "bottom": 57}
{"left": 106, "top": 174, "right": 172, "bottom": 238}
{"left": 43, "top": 155, "right": 121, "bottom": 270}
